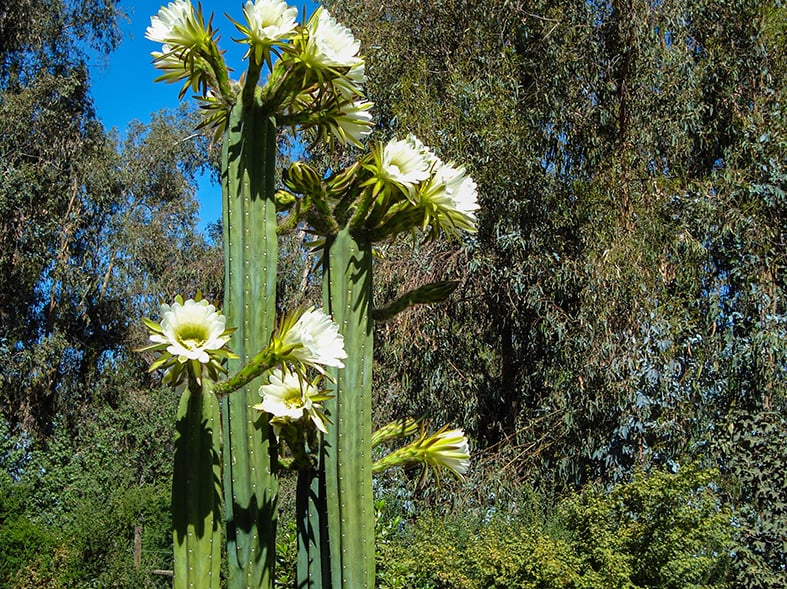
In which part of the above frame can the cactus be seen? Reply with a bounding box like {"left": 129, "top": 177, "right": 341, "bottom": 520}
{"left": 321, "top": 226, "right": 376, "bottom": 587}
{"left": 220, "top": 99, "right": 279, "bottom": 589}
{"left": 172, "top": 381, "right": 222, "bottom": 589}
{"left": 144, "top": 3, "right": 375, "bottom": 587}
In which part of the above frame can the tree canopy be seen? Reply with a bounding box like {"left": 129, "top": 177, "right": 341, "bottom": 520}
{"left": 323, "top": 0, "right": 786, "bottom": 484}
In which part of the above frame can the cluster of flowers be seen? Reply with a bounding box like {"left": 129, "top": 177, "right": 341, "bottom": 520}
{"left": 366, "top": 134, "right": 480, "bottom": 239}
{"left": 140, "top": 297, "right": 469, "bottom": 478}
{"left": 146, "top": 0, "right": 373, "bottom": 146}
{"left": 141, "top": 297, "right": 345, "bottom": 440}
{"left": 284, "top": 133, "right": 480, "bottom": 241}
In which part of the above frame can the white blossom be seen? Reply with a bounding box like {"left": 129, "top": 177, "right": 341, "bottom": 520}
{"left": 330, "top": 100, "right": 374, "bottom": 147}
{"left": 302, "top": 8, "right": 362, "bottom": 70}
{"left": 424, "top": 161, "right": 480, "bottom": 231}
{"left": 146, "top": 0, "right": 204, "bottom": 48}
{"left": 377, "top": 135, "right": 432, "bottom": 192}
{"left": 254, "top": 368, "right": 328, "bottom": 433}
{"left": 241, "top": 0, "right": 298, "bottom": 46}
{"left": 149, "top": 298, "right": 230, "bottom": 364}
{"left": 423, "top": 428, "right": 470, "bottom": 479}
{"left": 281, "top": 307, "right": 347, "bottom": 370}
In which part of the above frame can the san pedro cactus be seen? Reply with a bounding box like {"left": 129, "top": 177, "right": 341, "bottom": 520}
{"left": 220, "top": 101, "right": 279, "bottom": 588}
{"left": 320, "top": 226, "right": 376, "bottom": 587}
{"left": 172, "top": 381, "right": 223, "bottom": 589}
{"left": 142, "top": 4, "right": 475, "bottom": 589}
{"left": 146, "top": 0, "right": 372, "bottom": 584}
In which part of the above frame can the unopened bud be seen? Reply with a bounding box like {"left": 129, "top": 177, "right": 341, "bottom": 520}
{"left": 284, "top": 161, "right": 323, "bottom": 195}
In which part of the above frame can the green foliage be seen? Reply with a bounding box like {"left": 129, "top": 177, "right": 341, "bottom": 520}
{"left": 561, "top": 466, "right": 733, "bottom": 589}
{"left": 376, "top": 466, "right": 733, "bottom": 589}
{"left": 715, "top": 411, "right": 787, "bottom": 588}
{"left": 0, "top": 95, "right": 219, "bottom": 434}
{"left": 0, "top": 386, "right": 177, "bottom": 587}
{"left": 325, "top": 0, "right": 787, "bottom": 489}
{"left": 0, "top": 474, "right": 54, "bottom": 585}
{"left": 0, "top": 0, "right": 122, "bottom": 87}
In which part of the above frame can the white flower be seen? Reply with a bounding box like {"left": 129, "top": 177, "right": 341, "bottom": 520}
{"left": 149, "top": 298, "right": 231, "bottom": 364}
{"left": 254, "top": 368, "right": 328, "bottom": 433}
{"left": 241, "top": 0, "right": 298, "bottom": 46}
{"left": 423, "top": 427, "right": 470, "bottom": 479}
{"left": 330, "top": 100, "right": 373, "bottom": 147}
{"left": 281, "top": 307, "right": 347, "bottom": 370}
{"left": 420, "top": 160, "right": 480, "bottom": 234}
{"left": 407, "top": 135, "right": 441, "bottom": 168}
{"left": 146, "top": 0, "right": 205, "bottom": 48}
{"left": 334, "top": 61, "right": 367, "bottom": 99}
{"left": 303, "top": 7, "right": 361, "bottom": 70}
{"left": 448, "top": 174, "right": 480, "bottom": 224}
{"left": 377, "top": 135, "right": 432, "bottom": 192}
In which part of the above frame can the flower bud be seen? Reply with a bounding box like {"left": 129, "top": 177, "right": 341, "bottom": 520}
{"left": 284, "top": 161, "right": 323, "bottom": 195}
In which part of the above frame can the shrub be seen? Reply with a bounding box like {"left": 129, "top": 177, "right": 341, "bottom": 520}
{"left": 561, "top": 465, "right": 734, "bottom": 589}
{"left": 375, "top": 465, "right": 734, "bottom": 589}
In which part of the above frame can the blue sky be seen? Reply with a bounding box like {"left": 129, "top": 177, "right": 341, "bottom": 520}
{"left": 88, "top": 0, "right": 315, "bottom": 232}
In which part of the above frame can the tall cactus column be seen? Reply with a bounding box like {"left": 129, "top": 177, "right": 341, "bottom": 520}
{"left": 172, "top": 380, "right": 223, "bottom": 589}
{"left": 221, "top": 99, "right": 279, "bottom": 589}
{"left": 320, "top": 225, "right": 376, "bottom": 588}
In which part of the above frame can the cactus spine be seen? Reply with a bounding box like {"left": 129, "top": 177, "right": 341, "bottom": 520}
{"left": 221, "top": 99, "right": 278, "bottom": 589}
{"left": 172, "top": 380, "right": 222, "bottom": 589}
{"left": 319, "top": 225, "right": 376, "bottom": 588}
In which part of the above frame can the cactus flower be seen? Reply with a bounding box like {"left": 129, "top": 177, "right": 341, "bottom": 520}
{"left": 254, "top": 368, "right": 329, "bottom": 434}
{"left": 242, "top": 0, "right": 297, "bottom": 43}
{"left": 422, "top": 427, "right": 470, "bottom": 479}
{"left": 146, "top": 0, "right": 208, "bottom": 49}
{"left": 420, "top": 161, "right": 479, "bottom": 235}
{"left": 149, "top": 298, "right": 232, "bottom": 364}
{"left": 372, "top": 425, "right": 471, "bottom": 481}
{"left": 371, "top": 135, "right": 431, "bottom": 196}
{"left": 235, "top": 0, "right": 298, "bottom": 64}
{"left": 331, "top": 100, "right": 374, "bottom": 147}
{"left": 280, "top": 307, "right": 347, "bottom": 371}
{"left": 150, "top": 44, "right": 191, "bottom": 84}
{"left": 334, "top": 62, "right": 368, "bottom": 99}
{"left": 302, "top": 8, "right": 362, "bottom": 70}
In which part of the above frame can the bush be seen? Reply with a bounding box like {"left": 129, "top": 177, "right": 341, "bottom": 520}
{"left": 715, "top": 410, "right": 787, "bottom": 589}
{"left": 375, "top": 465, "right": 733, "bottom": 589}
{"left": 562, "top": 465, "right": 733, "bottom": 589}
{"left": 0, "top": 474, "right": 55, "bottom": 585}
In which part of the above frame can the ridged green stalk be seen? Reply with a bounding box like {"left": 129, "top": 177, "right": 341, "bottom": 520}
{"left": 221, "top": 99, "right": 278, "bottom": 589}
{"left": 295, "top": 463, "right": 329, "bottom": 587}
{"left": 307, "top": 225, "right": 375, "bottom": 588}
{"left": 172, "top": 381, "right": 222, "bottom": 589}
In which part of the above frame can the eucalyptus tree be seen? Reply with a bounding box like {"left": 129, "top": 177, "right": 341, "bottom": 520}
{"left": 0, "top": 0, "right": 219, "bottom": 433}
{"left": 324, "top": 0, "right": 786, "bottom": 487}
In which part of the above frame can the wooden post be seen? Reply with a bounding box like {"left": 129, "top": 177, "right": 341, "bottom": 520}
{"left": 133, "top": 524, "right": 142, "bottom": 569}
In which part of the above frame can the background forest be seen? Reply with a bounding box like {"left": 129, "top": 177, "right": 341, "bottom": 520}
{"left": 0, "top": 0, "right": 784, "bottom": 587}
